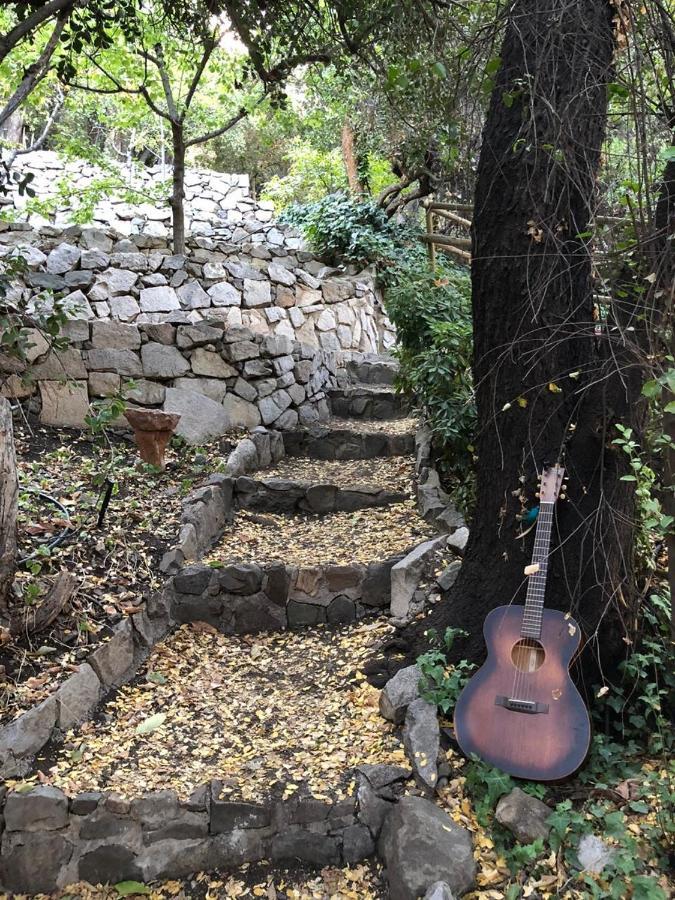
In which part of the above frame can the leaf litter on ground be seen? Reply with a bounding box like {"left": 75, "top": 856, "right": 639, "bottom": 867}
{"left": 38, "top": 620, "right": 407, "bottom": 802}
{"left": 207, "top": 501, "right": 436, "bottom": 568}
{"left": 2, "top": 419, "right": 237, "bottom": 724}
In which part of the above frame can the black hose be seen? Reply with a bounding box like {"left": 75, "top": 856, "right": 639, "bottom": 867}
{"left": 17, "top": 488, "right": 74, "bottom": 564}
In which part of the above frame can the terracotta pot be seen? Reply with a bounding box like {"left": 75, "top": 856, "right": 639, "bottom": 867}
{"left": 124, "top": 408, "right": 181, "bottom": 470}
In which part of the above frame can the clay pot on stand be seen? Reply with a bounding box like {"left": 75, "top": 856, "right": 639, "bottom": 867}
{"left": 124, "top": 408, "right": 181, "bottom": 470}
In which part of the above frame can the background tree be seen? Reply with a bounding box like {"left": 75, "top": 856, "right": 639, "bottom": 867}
{"left": 408, "top": 0, "right": 673, "bottom": 688}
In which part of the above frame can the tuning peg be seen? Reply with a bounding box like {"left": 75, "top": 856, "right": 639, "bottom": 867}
{"left": 560, "top": 493, "right": 566, "bottom": 499}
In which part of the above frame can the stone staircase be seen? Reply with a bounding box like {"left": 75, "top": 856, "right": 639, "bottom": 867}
{"left": 1, "top": 354, "right": 457, "bottom": 895}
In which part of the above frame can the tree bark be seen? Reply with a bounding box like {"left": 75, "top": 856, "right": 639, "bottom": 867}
{"left": 0, "top": 397, "right": 18, "bottom": 621}
{"left": 170, "top": 122, "right": 186, "bottom": 255}
{"left": 410, "top": 0, "right": 640, "bottom": 685}
{"left": 342, "top": 120, "right": 363, "bottom": 195}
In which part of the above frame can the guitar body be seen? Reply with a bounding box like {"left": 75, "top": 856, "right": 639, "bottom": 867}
{"left": 454, "top": 605, "right": 590, "bottom": 781}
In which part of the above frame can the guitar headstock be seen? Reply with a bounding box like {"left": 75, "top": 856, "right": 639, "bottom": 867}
{"left": 539, "top": 464, "right": 565, "bottom": 504}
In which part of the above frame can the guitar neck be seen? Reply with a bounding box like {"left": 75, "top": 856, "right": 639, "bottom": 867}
{"left": 522, "top": 501, "right": 555, "bottom": 638}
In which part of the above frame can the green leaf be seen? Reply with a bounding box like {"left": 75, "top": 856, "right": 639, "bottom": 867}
{"left": 641, "top": 380, "right": 661, "bottom": 398}
{"left": 662, "top": 147, "right": 675, "bottom": 162}
{"left": 115, "top": 882, "right": 151, "bottom": 897}
{"left": 135, "top": 713, "right": 166, "bottom": 735}
{"left": 486, "top": 56, "right": 502, "bottom": 74}
{"left": 431, "top": 61, "right": 447, "bottom": 79}
{"left": 147, "top": 672, "right": 166, "bottom": 684}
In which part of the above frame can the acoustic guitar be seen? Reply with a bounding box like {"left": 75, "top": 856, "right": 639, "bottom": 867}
{"left": 454, "top": 464, "right": 590, "bottom": 781}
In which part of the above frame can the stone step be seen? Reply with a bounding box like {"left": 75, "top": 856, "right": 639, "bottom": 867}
{"left": 4, "top": 623, "right": 409, "bottom": 893}
{"left": 283, "top": 423, "right": 416, "bottom": 460}
{"left": 329, "top": 384, "right": 410, "bottom": 421}
{"left": 344, "top": 353, "right": 399, "bottom": 387}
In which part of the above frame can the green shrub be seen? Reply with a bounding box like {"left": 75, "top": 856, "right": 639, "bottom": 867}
{"left": 385, "top": 260, "right": 475, "bottom": 508}
{"left": 280, "top": 191, "right": 407, "bottom": 267}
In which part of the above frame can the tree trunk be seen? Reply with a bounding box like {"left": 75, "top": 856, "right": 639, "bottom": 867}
{"left": 411, "top": 0, "right": 640, "bottom": 685}
{"left": 170, "top": 123, "right": 187, "bottom": 255}
{"left": 341, "top": 121, "right": 363, "bottom": 196}
{"left": 0, "top": 397, "right": 18, "bottom": 621}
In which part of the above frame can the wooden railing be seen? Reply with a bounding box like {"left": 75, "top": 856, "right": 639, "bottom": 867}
{"left": 420, "top": 198, "right": 627, "bottom": 270}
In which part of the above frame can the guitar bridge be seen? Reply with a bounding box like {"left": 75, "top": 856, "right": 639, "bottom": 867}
{"left": 495, "top": 695, "right": 549, "bottom": 715}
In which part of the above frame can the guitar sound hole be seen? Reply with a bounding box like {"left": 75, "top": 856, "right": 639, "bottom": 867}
{"left": 511, "top": 639, "right": 546, "bottom": 672}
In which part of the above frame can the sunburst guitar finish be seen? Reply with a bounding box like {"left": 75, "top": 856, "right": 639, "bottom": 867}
{"left": 453, "top": 464, "right": 591, "bottom": 781}
{"left": 453, "top": 604, "right": 590, "bottom": 781}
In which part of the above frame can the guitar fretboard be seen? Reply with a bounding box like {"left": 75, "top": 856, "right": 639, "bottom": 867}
{"left": 521, "top": 501, "right": 555, "bottom": 638}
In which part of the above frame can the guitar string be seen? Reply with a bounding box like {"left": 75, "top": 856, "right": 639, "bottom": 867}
{"left": 513, "top": 501, "right": 553, "bottom": 703}
{"left": 513, "top": 497, "right": 552, "bottom": 702}
{"left": 520, "top": 502, "right": 551, "bottom": 704}
{"left": 524, "top": 502, "right": 553, "bottom": 705}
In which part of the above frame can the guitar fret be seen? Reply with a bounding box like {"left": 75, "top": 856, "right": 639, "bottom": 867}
{"left": 521, "top": 494, "right": 557, "bottom": 637}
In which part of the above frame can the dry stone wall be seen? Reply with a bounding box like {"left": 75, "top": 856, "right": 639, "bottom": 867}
{"left": 2, "top": 150, "right": 253, "bottom": 238}
{"left": 0, "top": 210, "right": 395, "bottom": 436}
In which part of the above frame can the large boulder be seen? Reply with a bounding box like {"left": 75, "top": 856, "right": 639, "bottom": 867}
{"left": 164, "top": 388, "right": 230, "bottom": 444}
{"left": 378, "top": 796, "right": 475, "bottom": 900}
{"left": 495, "top": 787, "right": 552, "bottom": 844}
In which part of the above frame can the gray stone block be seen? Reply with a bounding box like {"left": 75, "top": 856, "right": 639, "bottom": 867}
{"left": 4, "top": 785, "right": 69, "bottom": 832}
{"left": 87, "top": 348, "right": 142, "bottom": 376}
{"left": 55, "top": 663, "right": 101, "bottom": 730}
{"left": 210, "top": 799, "right": 270, "bottom": 833}
{"left": 141, "top": 342, "right": 190, "bottom": 378}
{"left": 495, "top": 787, "right": 552, "bottom": 844}
{"left": 403, "top": 699, "right": 440, "bottom": 792}
{"left": 379, "top": 665, "right": 421, "bottom": 725}
{"left": 271, "top": 828, "right": 341, "bottom": 866}
{"left": 88, "top": 619, "right": 136, "bottom": 688}
{"left": 0, "top": 831, "right": 74, "bottom": 893}
{"left": 378, "top": 796, "right": 475, "bottom": 900}
{"left": 0, "top": 696, "right": 56, "bottom": 777}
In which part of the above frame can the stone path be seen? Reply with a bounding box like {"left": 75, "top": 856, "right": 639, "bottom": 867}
{"left": 1, "top": 354, "right": 446, "bottom": 897}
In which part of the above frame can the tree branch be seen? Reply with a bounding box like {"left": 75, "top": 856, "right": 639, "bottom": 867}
{"left": 5, "top": 88, "right": 65, "bottom": 166}
{"left": 181, "top": 34, "right": 217, "bottom": 119}
{"left": 0, "top": 13, "right": 67, "bottom": 130}
{"left": 185, "top": 105, "right": 251, "bottom": 147}
{"left": 0, "top": 0, "right": 77, "bottom": 65}
{"left": 144, "top": 44, "right": 178, "bottom": 122}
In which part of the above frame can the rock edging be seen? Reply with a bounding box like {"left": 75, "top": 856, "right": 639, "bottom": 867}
{"left": 0, "top": 765, "right": 412, "bottom": 893}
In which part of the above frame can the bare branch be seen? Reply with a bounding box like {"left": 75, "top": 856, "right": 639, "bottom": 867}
{"left": 5, "top": 88, "right": 65, "bottom": 166}
{"left": 185, "top": 105, "right": 250, "bottom": 147}
{"left": 182, "top": 34, "right": 218, "bottom": 119}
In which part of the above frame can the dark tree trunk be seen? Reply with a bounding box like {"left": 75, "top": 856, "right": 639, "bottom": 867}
{"left": 170, "top": 123, "right": 186, "bottom": 255}
{"left": 411, "top": 0, "right": 642, "bottom": 686}
{"left": 650, "top": 156, "right": 675, "bottom": 636}
{"left": 0, "top": 396, "right": 18, "bottom": 621}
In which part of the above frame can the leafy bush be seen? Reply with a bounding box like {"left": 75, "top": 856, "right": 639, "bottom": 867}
{"left": 262, "top": 141, "right": 349, "bottom": 212}
{"left": 280, "top": 191, "right": 405, "bottom": 267}
{"left": 385, "top": 260, "right": 475, "bottom": 508}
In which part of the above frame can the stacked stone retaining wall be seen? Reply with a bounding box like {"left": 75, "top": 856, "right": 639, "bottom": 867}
{"left": 0, "top": 217, "right": 395, "bottom": 435}
{"left": 2, "top": 150, "right": 252, "bottom": 238}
